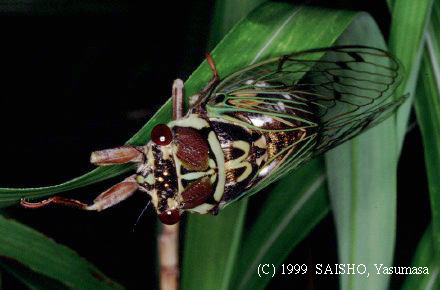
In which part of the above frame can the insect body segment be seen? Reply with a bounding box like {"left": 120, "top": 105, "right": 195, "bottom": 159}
{"left": 21, "top": 46, "right": 405, "bottom": 224}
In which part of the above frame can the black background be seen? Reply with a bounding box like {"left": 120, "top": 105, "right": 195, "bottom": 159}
{"left": 0, "top": 0, "right": 431, "bottom": 289}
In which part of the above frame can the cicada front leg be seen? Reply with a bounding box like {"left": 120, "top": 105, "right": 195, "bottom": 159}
{"left": 21, "top": 175, "right": 139, "bottom": 211}
{"left": 86, "top": 175, "right": 139, "bottom": 211}
{"left": 21, "top": 146, "right": 145, "bottom": 210}
{"left": 20, "top": 196, "right": 88, "bottom": 209}
{"left": 90, "top": 145, "right": 144, "bottom": 165}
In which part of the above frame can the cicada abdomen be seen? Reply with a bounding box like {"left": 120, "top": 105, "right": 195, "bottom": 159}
{"left": 21, "top": 45, "right": 405, "bottom": 224}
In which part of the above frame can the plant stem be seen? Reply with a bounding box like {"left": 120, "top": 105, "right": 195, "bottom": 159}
{"left": 159, "top": 224, "right": 180, "bottom": 290}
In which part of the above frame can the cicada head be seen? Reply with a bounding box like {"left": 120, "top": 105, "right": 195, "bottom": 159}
{"left": 135, "top": 124, "right": 180, "bottom": 224}
{"left": 137, "top": 121, "right": 213, "bottom": 225}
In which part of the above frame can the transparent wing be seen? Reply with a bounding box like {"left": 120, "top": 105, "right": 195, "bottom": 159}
{"left": 209, "top": 45, "right": 405, "bottom": 156}
{"left": 206, "top": 45, "right": 405, "bottom": 199}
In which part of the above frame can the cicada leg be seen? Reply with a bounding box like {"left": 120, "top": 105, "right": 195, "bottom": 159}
{"left": 202, "top": 52, "right": 220, "bottom": 93}
{"left": 21, "top": 175, "right": 139, "bottom": 211}
{"left": 172, "top": 79, "right": 184, "bottom": 120}
{"left": 188, "top": 53, "right": 220, "bottom": 108}
{"left": 20, "top": 197, "right": 88, "bottom": 209}
{"left": 21, "top": 145, "right": 145, "bottom": 210}
{"left": 90, "top": 145, "right": 144, "bottom": 165}
{"left": 86, "top": 175, "right": 138, "bottom": 211}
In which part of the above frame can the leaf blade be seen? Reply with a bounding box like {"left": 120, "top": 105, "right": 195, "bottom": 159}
{"left": 234, "top": 159, "right": 328, "bottom": 290}
{"left": 389, "top": 0, "right": 435, "bottom": 150}
{"left": 324, "top": 12, "right": 402, "bottom": 290}
{"left": 0, "top": 214, "right": 122, "bottom": 289}
{"left": 402, "top": 224, "right": 440, "bottom": 290}
{"left": 414, "top": 2, "right": 440, "bottom": 258}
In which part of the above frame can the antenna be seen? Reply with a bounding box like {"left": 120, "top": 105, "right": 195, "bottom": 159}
{"left": 132, "top": 200, "right": 151, "bottom": 232}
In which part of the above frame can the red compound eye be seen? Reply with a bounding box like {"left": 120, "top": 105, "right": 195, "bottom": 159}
{"left": 151, "top": 124, "right": 173, "bottom": 146}
{"left": 158, "top": 208, "right": 181, "bottom": 225}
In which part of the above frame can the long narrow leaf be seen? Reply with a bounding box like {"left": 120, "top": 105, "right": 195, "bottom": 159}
{"left": 0, "top": 215, "right": 122, "bottom": 289}
{"left": 0, "top": 260, "right": 68, "bottom": 290}
{"left": 182, "top": 202, "right": 247, "bottom": 290}
{"left": 389, "top": 0, "right": 440, "bottom": 267}
{"left": 414, "top": 5, "right": 440, "bottom": 258}
{"left": 233, "top": 159, "right": 328, "bottom": 290}
{"left": 208, "top": 0, "right": 264, "bottom": 50}
{"left": 402, "top": 224, "right": 440, "bottom": 290}
{"left": 326, "top": 1, "right": 435, "bottom": 290}
{"left": 389, "top": 0, "right": 434, "bottom": 150}
{"left": 325, "top": 14, "right": 401, "bottom": 290}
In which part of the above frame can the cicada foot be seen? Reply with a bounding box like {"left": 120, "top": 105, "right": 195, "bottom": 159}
{"left": 186, "top": 53, "right": 220, "bottom": 110}
{"left": 90, "top": 145, "right": 144, "bottom": 166}
{"left": 198, "top": 53, "right": 220, "bottom": 98}
{"left": 205, "top": 52, "right": 219, "bottom": 80}
{"left": 21, "top": 175, "right": 139, "bottom": 212}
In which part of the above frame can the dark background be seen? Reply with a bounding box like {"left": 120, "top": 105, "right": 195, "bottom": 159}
{"left": 0, "top": 0, "right": 431, "bottom": 289}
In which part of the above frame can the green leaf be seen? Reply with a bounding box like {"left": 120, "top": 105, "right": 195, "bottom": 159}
{"left": 182, "top": 202, "right": 247, "bottom": 290}
{"left": 0, "top": 165, "right": 133, "bottom": 207}
{"left": 402, "top": 224, "right": 440, "bottom": 290}
{"left": 390, "top": 0, "right": 440, "bottom": 275}
{"left": 325, "top": 16, "right": 400, "bottom": 290}
{"left": 325, "top": 0, "right": 435, "bottom": 289}
{"left": 208, "top": 0, "right": 264, "bottom": 49}
{"left": 414, "top": 0, "right": 440, "bottom": 259}
{"left": 233, "top": 159, "right": 328, "bottom": 290}
{"left": 0, "top": 260, "right": 69, "bottom": 290}
{"left": 0, "top": 215, "right": 122, "bottom": 289}
{"left": 388, "top": 0, "right": 435, "bottom": 151}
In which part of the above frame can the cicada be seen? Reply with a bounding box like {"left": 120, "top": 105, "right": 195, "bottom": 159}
{"left": 21, "top": 45, "right": 405, "bottom": 224}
